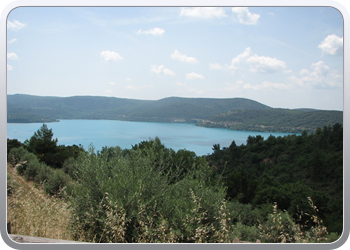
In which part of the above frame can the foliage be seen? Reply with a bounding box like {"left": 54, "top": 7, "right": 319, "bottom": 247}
{"left": 198, "top": 108, "right": 342, "bottom": 133}
{"left": 7, "top": 124, "right": 343, "bottom": 243}
{"left": 8, "top": 146, "right": 28, "bottom": 166}
{"left": 43, "top": 169, "right": 73, "bottom": 197}
{"left": 69, "top": 140, "right": 230, "bottom": 243}
{"left": 7, "top": 138, "right": 23, "bottom": 156}
{"left": 8, "top": 145, "right": 72, "bottom": 198}
{"left": 258, "top": 198, "right": 329, "bottom": 243}
{"left": 208, "top": 123, "right": 343, "bottom": 233}
{"left": 13, "top": 124, "right": 85, "bottom": 169}
{"left": 24, "top": 124, "right": 58, "bottom": 166}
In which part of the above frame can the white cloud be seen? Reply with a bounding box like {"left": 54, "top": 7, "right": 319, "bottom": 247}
{"left": 186, "top": 72, "right": 205, "bottom": 80}
{"left": 7, "top": 64, "right": 13, "bottom": 71}
{"left": 150, "top": 65, "right": 175, "bottom": 76}
{"left": 290, "top": 61, "right": 342, "bottom": 88}
{"left": 7, "top": 20, "right": 27, "bottom": 31}
{"left": 232, "top": 7, "right": 260, "bottom": 25}
{"left": 136, "top": 27, "right": 165, "bottom": 36}
{"left": 180, "top": 7, "right": 227, "bottom": 19}
{"left": 105, "top": 89, "right": 112, "bottom": 93}
{"left": 171, "top": 50, "right": 198, "bottom": 63}
{"left": 318, "top": 34, "right": 343, "bottom": 56}
{"left": 227, "top": 47, "right": 252, "bottom": 71}
{"left": 126, "top": 78, "right": 132, "bottom": 81}
{"left": 7, "top": 52, "right": 18, "bottom": 60}
{"left": 100, "top": 50, "right": 123, "bottom": 62}
{"left": 109, "top": 82, "right": 116, "bottom": 85}
{"left": 246, "top": 54, "right": 286, "bottom": 73}
{"left": 211, "top": 47, "right": 286, "bottom": 74}
{"left": 7, "top": 38, "right": 17, "bottom": 44}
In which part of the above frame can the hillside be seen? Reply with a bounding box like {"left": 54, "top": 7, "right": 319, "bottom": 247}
{"left": 7, "top": 94, "right": 342, "bottom": 133}
{"left": 7, "top": 94, "right": 270, "bottom": 123}
{"left": 197, "top": 108, "right": 343, "bottom": 133}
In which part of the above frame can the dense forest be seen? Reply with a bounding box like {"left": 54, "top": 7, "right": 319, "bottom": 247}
{"left": 7, "top": 123, "right": 343, "bottom": 243}
{"left": 7, "top": 94, "right": 342, "bottom": 133}
{"left": 197, "top": 108, "right": 343, "bottom": 133}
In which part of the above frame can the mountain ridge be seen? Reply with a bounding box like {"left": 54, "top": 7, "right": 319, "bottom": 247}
{"left": 7, "top": 94, "right": 342, "bottom": 133}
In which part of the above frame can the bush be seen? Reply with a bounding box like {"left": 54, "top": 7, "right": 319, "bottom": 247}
{"left": 13, "top": 150, "right": 38, "bottom": 176}
{"left": 70, "top": 142, "right": 229, "bottom": 243}
{"left": 44, "top": 169, "right": 72, "bottom": 197}
{"left": 230, "top": 222, "right": 260, "bottom": 242}
{"left": 34, "top": 163, "right": 54, "bottom": 185}
{"left": 24, "top": 161, "right": 41, "bottom": 181}
{"left": 7, "top": 139, "right": 24, "bottom": 158}
{"left": 62, "top": 156, "right": 81, "bottom": 181}
{"left": 258, "top": 198, "right": 329, "bottom": 243}
{"left": 8, "top": 147, "right": 28, "bottom": 166}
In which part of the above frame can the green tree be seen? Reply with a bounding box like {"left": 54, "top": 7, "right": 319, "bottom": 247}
{"left": 24, "top": 124, "right": 58, "bottom": 167}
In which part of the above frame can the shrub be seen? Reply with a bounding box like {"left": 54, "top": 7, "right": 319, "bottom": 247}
{"left": 12, "top": 151, "right": 38, "bottom": 176}
{"left": 62, "top": 156, "right": 81, "bottom": 181}
{"left": 70, "top": 142, "right": 229, "bottom": 243}
{"left": 44, "top": 169, "right": 72, "bottom": 197}
{"left": 258, "top": 198, "right": 329, "bottom": 243}
{"left": 7, "top": 138, "right": 23, "bottom": 156}
{"left": 34, "top": 163, "right": 54, "bottom": 184}
{"left": 230, "top": 222, "right": 260, "bottom": 242}
{"left": 8, "top": 147, "right": 28, "bottom": 166}
{"left": 24, "top": 160, "right": 41, "bottom": 181}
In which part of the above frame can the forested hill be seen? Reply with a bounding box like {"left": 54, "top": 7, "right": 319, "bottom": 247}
{"left": 7, "top": 94, "right": 342, "bottom": 133}
{"left": 7, "top": 94, "right": 270, "bottom": 123}
{"left": 197, "top": 108, "right": 343, "bottom": 133}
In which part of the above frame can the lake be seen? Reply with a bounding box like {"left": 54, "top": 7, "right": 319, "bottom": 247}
{"left": 7, "top": 119, "right": 297, "bottom": 156}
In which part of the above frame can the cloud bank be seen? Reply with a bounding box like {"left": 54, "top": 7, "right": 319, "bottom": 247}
{"left": 318, "top": 34, "right": 343, "bottom": 56}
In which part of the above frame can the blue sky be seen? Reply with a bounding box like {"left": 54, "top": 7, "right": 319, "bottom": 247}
{"left": 6, "top": 7, "right": 344, "bottom": 110}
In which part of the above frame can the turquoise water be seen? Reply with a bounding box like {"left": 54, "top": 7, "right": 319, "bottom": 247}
{"left": 7, "top": 120, "right": 296, "bottom": 156}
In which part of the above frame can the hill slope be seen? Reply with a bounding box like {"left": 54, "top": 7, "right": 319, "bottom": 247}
{"left": 7, "top": 94, "right": 270, "bottom": 122}
{"left": 197, "top": 108, "right": 343, "bottom": 133}
{"left": 7, "top": 94, "right": 342, "bottom": 133}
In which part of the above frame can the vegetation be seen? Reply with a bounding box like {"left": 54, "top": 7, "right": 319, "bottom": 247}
{"left": 207, "top": 123, "right": 343, "bottom": 234}
{"left": 7, "top": 163, "right": 73, "bottom": 240}
{"left": 7, "top": 94, "right": 342, "bottom": 133}
{"left": 197, "top": 108, "right": 343, "bottom": 133}
{"left": 7, "top": 123, "right": 343, "bottom": 243}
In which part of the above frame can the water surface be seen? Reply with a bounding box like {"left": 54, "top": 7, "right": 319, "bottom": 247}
{"left": 7, "top": 119, "right": 296, "bottom": 156}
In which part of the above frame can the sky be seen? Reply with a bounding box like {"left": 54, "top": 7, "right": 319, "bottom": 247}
{"left": 6, "top": 6, "right": 344, "bottom": 110}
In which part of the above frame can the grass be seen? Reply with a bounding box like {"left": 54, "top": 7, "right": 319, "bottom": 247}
{"left": 7, "top": 163, "right": 73, "bottom": 241}
{"left": 7, "top": 161, "right": 336, "bottom": 243}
